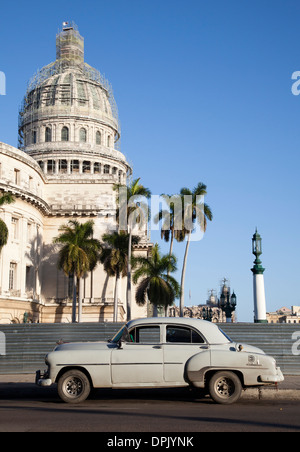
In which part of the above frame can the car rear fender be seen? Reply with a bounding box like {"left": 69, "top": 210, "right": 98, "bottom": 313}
{"left": 185, "top": 350, "right": 211, "bottom": 388}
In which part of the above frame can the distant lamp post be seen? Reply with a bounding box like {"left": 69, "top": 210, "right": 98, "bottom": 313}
{"left": 251, "top": 229, "right": 267, "bottom": 323}
{"left": 202, "top": 306, "right": 213, "bottom": 322}
{"left": 219, "top": 278, "right": 237, "bottom": 323}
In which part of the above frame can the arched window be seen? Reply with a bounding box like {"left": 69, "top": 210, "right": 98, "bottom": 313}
{"left": 45, "top": 127, "right": 51, "bottom": 142}
{"left": 107, "top": 135, "right": 111, "bottom": 147}
{"left": 96, "top": 131, "right": 101, "bottom": 145}
{"left": 104, "top": 164, "right": 110, "bottom": 174}
{"left": 61, "top": 126, "right": 69, "bottom": 142}
{"left": 80, "top": 128, "right": 87, "bottom": 142}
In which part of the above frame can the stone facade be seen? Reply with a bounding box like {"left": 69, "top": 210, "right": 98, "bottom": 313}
{"left": 0, "top": 23, "right": 150, "bottom": 324}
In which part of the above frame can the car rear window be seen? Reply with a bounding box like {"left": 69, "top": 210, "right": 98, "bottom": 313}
{"left": 166, "top": 326, "right": 205, "bottom": 344}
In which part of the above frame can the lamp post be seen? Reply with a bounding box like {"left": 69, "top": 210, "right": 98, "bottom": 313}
{"left": 251, "top": 229, "right": 267, "bottom": 323}
{"left": 219, "top": 279, "right": 237, "bottom": 323}
{"left": 202, "top": 306, "right": 214, "bottom": 322}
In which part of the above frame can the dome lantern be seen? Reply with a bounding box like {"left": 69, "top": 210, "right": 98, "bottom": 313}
{"left": 56, "top": 21, "right": 84, "bottom": 70}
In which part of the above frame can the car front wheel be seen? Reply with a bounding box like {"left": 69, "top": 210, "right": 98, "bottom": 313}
{"left": 58, "top": 369, "right": 91, "bottom": 404}
{"left": 208, "top": 371, "right": 242, "bottom": 405}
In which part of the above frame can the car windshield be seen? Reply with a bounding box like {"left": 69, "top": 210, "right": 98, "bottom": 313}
{"left": 219, "top": 328, "right": 232, "bottom": 343}
{"left": 110, "top": 325, "right": 130, "bottom": 344}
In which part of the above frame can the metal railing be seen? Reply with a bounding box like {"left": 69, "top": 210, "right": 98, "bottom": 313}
{"left": 0, "top": 322, "right": 299, "bottom": 375}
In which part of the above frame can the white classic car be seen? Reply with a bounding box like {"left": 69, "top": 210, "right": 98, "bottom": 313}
{"left": 36, "top": 317, "right": 284, "bottom": 404}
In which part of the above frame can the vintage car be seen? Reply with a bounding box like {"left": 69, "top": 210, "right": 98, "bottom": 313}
{"left": 36, "top": 317, "right": 284, "bottom": 404}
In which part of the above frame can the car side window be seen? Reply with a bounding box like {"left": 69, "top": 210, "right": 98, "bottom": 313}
{"left": 166, "top": 326, "right": 205, "bottom": 344}
{"left": 129, "top": 326, "right": 161, "bottom": 344}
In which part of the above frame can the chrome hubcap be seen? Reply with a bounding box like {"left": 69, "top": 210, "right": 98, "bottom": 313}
{"left": 64, "top": 377, "right": 83, "bottom": 397}
{"left": 215, "top": 377, "right": 234, "bottom": 398}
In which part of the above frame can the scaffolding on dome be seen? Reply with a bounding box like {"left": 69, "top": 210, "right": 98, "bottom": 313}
{"left": 18, "top": 22, "right": 120, "bottom": 149}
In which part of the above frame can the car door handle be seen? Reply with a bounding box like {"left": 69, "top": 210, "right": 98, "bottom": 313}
{"left": 152, "top": 345, "right": 162, "bottom": 349}
{"left": 199, "top": 345, "right": 209, "bottom": 350}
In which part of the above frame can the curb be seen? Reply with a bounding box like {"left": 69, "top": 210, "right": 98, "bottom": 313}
{"left": 242, "top": 388, "right": 300, "bottom": 400}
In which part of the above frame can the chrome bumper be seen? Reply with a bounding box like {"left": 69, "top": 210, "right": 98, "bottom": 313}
{"left": 35, "top": 370, "right": 52, "bottom": 387}
{"left": 260, "top": 367, "right": 284, "bottom": 383}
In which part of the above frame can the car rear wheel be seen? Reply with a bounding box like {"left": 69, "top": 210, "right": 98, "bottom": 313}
{"left": 58, "top": 369, "right": 91, "bottom": 404}
{"left": 208, "top": 371, "right": 242, "bottom": 405}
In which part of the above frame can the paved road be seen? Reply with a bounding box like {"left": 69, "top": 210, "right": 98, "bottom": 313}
{"left": 0, "top": 382, "right": 300, "bottom": 432}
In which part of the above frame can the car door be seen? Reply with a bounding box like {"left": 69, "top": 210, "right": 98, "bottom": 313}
{"left": 163, "top": 324, "right": 208, "bottom": 383}
{"left": 111, "top": 325, "right": 164, "bottom": 386}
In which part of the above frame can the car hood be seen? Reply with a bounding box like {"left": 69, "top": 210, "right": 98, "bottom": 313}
{"left": 54, "top": 341, "right": 115, "bottom": 352}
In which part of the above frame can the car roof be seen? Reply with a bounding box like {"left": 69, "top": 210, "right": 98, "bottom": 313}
{"left": 127, "top": 317, "right": 230, "bottom": 344}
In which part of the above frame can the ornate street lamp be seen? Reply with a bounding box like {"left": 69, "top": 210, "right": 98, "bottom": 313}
{"left": 202, "top": 306, "right": 213, "bottom": 322}
{"left": 219, "top": 279, "right": 237, "bottom": 323}
{"left": 251, "top": 229, "right": 267, "bottom": 323}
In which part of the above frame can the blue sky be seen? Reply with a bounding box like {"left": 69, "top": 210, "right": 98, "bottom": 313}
{"left": 1, "top": 0, "right": 300, "bottom": 321}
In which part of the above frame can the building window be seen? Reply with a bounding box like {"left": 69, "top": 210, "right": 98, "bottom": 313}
{"left": 27, "top": 222, "right": 32, "bottom": 243}
{"left": 94, "top": 162, "right": 101, "bottom": 174}
{"left": 82, "top": 161, "right": 90, "bottom": 173}
{"left": 32, "top": 130, "right": 37, "bottom": 144}
{"left": 79, "top": 128, "right": 87, "bottom": 142}
{"left": 11, "top": 217, "right": 19, "bottom": 240}
{"left": 104, "top": 164, "right": 110, "bottom": 174}
{"left": 96, "top": 131, "right": 101, "bottom": 145}
{"left": 59, "top": 160, "right": 68, "bottom": 174}
{"left": 14, "top": 169, "right": 20, "bottom": 185}
{"left": 47, "top": 160, "right": 55, "bottom": 174}
{"left": 25, "top": 266, "right": 34, "bottom": 293}
{"left": 112, "top": 167, "right": 117, "bottom": 175}
{"left": 45, "top": 127, "right": 52, "bottom": 142}
{"left": 38, "top": 161, "right": 44, "bottom": 171}
{"left": 118, "top": 171, "right": 122, "bottom": 183}
{"left": 9, "top": 263, "right": 16, "bottom": 290}
{"left": 107, "top": 135, "right": 111, "bottom": 147}
{"left": 61, "top": 126, "right": 69, "bottom": 142}
{"left": 71, "top": 160, "right": 79, "bottom": 173}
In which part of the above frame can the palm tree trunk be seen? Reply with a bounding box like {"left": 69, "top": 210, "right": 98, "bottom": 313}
{"left": 114, "top": 273, "right": 120, "bottom": 322}
{"left": 165, "top": 232, "right": 174, "bottom": 316}
{"left": 126, "top": 228, "right": 132, "bottom": 321}
{"left": 78, "top": 277, "right": 83, "bottom": 323}
{"left": 72, "top": 272, "right": 77, "bottom": 323}
{"left": 180, "top": 231, "right": 191, "bottom": 317}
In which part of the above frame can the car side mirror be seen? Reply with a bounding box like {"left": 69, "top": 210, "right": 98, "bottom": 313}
{"left": 118, "top": 339, "right": 123, "bottom": 350}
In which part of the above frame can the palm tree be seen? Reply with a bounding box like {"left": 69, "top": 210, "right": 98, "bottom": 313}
{"left": 54, "top": 220, "right": 101, "bottom": 323}
{"left": 179, "top": 182, "right": 213, "bottom": 316}
{"left": 154, "top": 194, "right": 185, "bottom": 315}
{"left": 0, "top": 192, "right": 15, "bottom": 254}
{"left": 114, "top": 177, "right": 151, "bottom": 321}
{"left": 154, "top": 194, "right": 185, "bottom": 259}
{"left": 100, "top": 231, "right": 140, "bottom": 322}
{"left": 132, "top": 243, "right": 180, "bottom": 315}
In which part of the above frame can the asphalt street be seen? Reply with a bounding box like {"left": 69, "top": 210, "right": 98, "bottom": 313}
{"left": 0, "top": 377, "right": 300, "bottom": 432}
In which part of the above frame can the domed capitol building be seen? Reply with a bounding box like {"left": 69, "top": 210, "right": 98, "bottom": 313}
{"left": 0, "top": 22, "right": 150, "bottom": 323}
